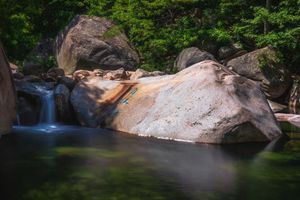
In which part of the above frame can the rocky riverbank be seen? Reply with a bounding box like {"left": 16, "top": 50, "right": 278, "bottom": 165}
{"left": 2, "top": 15, "right": 299, "bottom": 143}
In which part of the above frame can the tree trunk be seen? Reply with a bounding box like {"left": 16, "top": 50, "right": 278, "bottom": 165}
{"left": 263, "top": 0, "right": 271, "bottom": 34}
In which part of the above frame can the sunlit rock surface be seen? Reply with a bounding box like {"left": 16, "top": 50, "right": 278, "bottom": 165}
{"left": 71, "top": 61, "right": 283, "bottom": 144}
{"left": 0, "top": 42, "right": 16, "bottom": 134}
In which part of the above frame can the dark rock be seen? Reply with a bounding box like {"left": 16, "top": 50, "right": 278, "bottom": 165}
{"left": 55, "top": 15, "right": 140, "bottom": 74}
{"left": 267, "top": 100, "right": 288, "bottom": 113}
{"left": 23, "top": 75, "right": 43, "bottom": 83}
{"left": 218, "top": 44, "right": 246, "bottom": 60}
{"left": 13, "top": 72, "right": 24, "bottom": 80}
{"left": 227, "top": 47, "right": 292, "bottom": 99}
{"left": 174, "top": 47, "right": 216, "bottom": 71}
{"left": 0, "top": 42, "right": 17, "bottom": 134}
{"left": 58, "top": 76, "right": 76, "bottom": 90}
{"left": 17, "top": 92, "right": 41, "bottom": 125}
{"left": 54, "top": 84, "right": 75, "bottom": 123}
{"left": 47, "top": 67, "right": 65, "bottom": 80}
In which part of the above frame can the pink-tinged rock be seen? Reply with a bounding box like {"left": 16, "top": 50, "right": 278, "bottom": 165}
{"left": 275, "top": 113, "right": 300, "bottom": 128}
{"left": 71, "top": 61, "right": 283, "bottom": 144}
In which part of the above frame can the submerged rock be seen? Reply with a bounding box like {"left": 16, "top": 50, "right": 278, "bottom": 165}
{"left": 55, "top": 15, "right": 140, "bottom": 74}
{"left": 174, "top": 47, "right": 216, "bottom": 72}
{"left": 0, "top": 42, "right": 16, "bottom": 134}
{"left": 71, "top": 61, "right": 282, "bottom": 144}
{"left": 227, "top": 47, "right": 291, "bottom": 99}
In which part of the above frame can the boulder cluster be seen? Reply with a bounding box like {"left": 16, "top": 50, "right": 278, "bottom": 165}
{"left": 3, "top": 14, "right": 295, "bottom": 143}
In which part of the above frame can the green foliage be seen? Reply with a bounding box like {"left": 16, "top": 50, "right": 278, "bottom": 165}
{"left": 0, "top": 0, "right": 299, "bottom": 72}
{"left": 233, "top": 0, "right": 300, "bottom": 72}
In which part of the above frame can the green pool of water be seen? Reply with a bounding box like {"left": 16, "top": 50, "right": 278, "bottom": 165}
{"left": 0, "top": 127, "right": 299, "bottom": 200}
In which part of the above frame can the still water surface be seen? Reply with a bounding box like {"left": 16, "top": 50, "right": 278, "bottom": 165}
{"left": 0, "top": 125, "right": 299, "bottom": 200}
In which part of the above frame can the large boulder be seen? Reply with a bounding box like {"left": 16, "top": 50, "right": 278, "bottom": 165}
{"left": 71, "top": 60, "right": 283, "bottom": 144}
{"left": 55, "top": 15, "right": 140, "bottom": 74}
{"left": 0, "top": 42, "right": 16, "bottom": 134}
{"left": 227, "top": 47, "right": 292, "bottom": 99}
{"left": 174, "top": 47, "right": 216, "bottom": 72}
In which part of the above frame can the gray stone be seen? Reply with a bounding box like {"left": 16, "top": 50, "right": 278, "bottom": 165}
{"left": 55, "top": 15, "right": 140, "bottom": 74}
{"left": 174, "top": 47, "right": 216, "bottom": 71}
{"left": 227, "top": 47, "right": 292, "bottom": 99}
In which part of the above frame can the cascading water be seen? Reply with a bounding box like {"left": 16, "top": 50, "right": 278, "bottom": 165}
{"left": 15, "top": 113, "right": 21, "bottom": 126}
{"left": 14, "top": 83, "right": 87, "bottom": 134}
{"left": 39, "top": 90, "right": 56, "bottom": 124}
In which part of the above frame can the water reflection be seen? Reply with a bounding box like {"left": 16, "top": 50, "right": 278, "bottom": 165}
{"left": 0, "top": 127, "right": 299, "bottom": 200}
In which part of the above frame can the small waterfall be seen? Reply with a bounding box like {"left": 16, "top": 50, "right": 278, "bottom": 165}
{"left": 16, "top": 113, "right": 21, "bottom": 125}
{"left": 39, "top": 90, "right": 56, "bottom": 124}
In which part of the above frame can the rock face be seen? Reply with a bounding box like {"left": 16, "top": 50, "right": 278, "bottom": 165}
{"left": 0, "top": 42, "right": 16, "bottom": 134}
{"left": 54, "top": 84, "right": 75, "bottom": 123}
{"left": 55, "top": 15, "right": 140, "bottom": 74}
{"left": 71, "top": 60, "right": 282, "bottom": 144}
{"left": 174, "top": 47, "right": 216, "bottom": 72}
{"left": 227, "top": 47, "right": 291, "bottom": 99}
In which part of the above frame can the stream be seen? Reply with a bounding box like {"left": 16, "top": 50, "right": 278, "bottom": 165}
{"left": 1, "top": 86, "right": 300, "bottom": 200}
